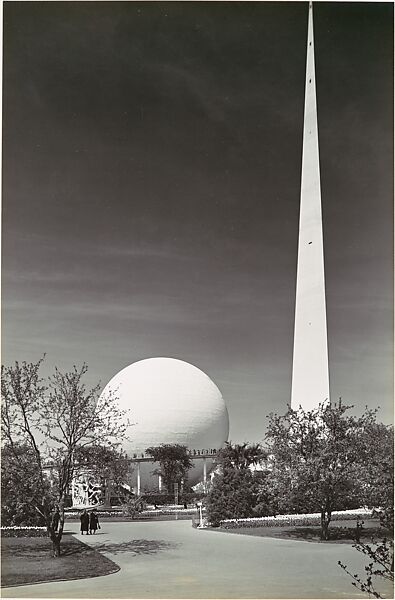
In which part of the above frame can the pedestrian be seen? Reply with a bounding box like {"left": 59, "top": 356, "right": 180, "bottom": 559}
{"left": 89, "top": 509, "right": 100, "bottom": 534}
{"left": 80, "top": 509, "right": 89, "bottom": 535}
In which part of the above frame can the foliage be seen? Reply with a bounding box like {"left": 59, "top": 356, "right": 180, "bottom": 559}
{"left": 1, "top": 443, "right": 51, "bottom": 526}
{"left": 357, "top": 422, "right": 394, "bottom": 513}
{"left": 1, "top": 357, "right": 129, "bottom": 556}
{"left": 122, "top": 496, "right": 146, "bottom": 518}
{"left": 74, "top": 445, "right": 130, "bottom": 481}
{"left": 74, "top": 445, "right": 132, "bottom": 504}
{"left": 145, "top": 444, "right": 193, "bottom": 494}
{"left": 217, "top": 442, "right": 267, "bottom": 471}
{"left": 1, "top": 527, "right": 48, "bottom": 538}
{"left": 338, "top": 507, "right": 394, "bottom": 599}
{"left": 206, "top": 442, "right": 273, "bottom": 527}
{"left": 206, "top": 468, "right": 268, "bottom": 526}
{"left": 342, "top": 536, "right": 393, "bottom": 595}
{"left": 265, "top": 401, "right": 386, "bottom": 540}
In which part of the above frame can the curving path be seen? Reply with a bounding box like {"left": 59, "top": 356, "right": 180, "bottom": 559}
{"left": 2, "top": 520, "right": 392, "bottom": 598}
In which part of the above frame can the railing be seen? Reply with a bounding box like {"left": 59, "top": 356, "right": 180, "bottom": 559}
{"left": 43, "top": 448, "right": 221, "bottom": 468}
{"left": 130, "top": 448, "right": 219, "bottom": 460}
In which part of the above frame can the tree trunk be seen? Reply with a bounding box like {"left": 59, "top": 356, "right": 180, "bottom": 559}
{"left": 48, "top": 499, "right": 65, "bottom": 558}
{"left": 52, "top": 537, "right": 61, "bottom": 557}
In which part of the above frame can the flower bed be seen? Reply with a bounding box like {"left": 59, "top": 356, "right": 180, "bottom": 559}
{"left": 65, "top": 507, "right": 197, "bottom": 517}
{"left": 1, "top": 526, "right": 47, "bottom": 538}
{"left": 142, "top": 492, "right": 206, "bottom": 505}
{"left": 218, "top": 508, "right": 372, "bottom": 529}
{"left": 139, "top": 508, "right": 197, "bottom": 516}
{"left": 65, "top": 510, "right": 123, "bottom": 517}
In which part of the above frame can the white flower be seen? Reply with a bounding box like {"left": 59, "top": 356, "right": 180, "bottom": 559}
{"left": 1, "top": 526, "right": 46, "bottom": 531}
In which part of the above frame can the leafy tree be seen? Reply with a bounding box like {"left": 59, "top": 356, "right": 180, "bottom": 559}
{"left": 265, "top": 402, "right": 384, "bottom": 540}
{"left": 1, "top": 443, "right": 51, "bottom": 526}
{"left": 1, "top": 358, "right": 129, "bottom": 557}
{"left": 357, "top": 422, "right": 394, "bottom": 514}
{"left": 217, "top": 442, "right": 267, "bottom": 471}
{"left": 206, "top": 442, "right": 273, "bottom": 526}
{"left": 338, "top": 424, "right": 394, "bottom": 600}
{"left": 145, "top": 444, "right": 193, "bottom": 495}
{"left": 74, "top": 445, "right": 132, "bottom": 505}
{"left": 206, "top": 468, "right": 261, "bottom": 526}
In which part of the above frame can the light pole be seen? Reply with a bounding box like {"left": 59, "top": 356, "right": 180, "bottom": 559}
{"left": 197, "top": 501, "right": 204, "bottom": 528}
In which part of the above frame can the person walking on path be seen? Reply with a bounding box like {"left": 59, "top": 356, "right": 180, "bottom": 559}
{"left": 89, "top": 509, "right": 100, "bottom": 534}
{"left": 80, "top": 509, "right": 90, "bottom": 535}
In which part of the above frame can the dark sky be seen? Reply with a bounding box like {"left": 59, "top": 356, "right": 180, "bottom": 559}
{"left": 3, "top": 2, "right": 393, "bottom": 442}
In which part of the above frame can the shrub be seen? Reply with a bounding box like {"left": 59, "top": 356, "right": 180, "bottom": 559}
{"left": 1, "top": 444, "right": 50, "bottom": 527}
{"left": 206, "top": 468, "right": 264, "bottom": 527}
{"left": 1, "top": 526, "right": 47, "bottom": 538}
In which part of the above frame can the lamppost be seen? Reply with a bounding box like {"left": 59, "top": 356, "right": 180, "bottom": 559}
{"left": 197, "top": 501, "right": 204, "bottom": 528}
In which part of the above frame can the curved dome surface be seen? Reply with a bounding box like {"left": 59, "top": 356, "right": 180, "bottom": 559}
{"left": 101, "top": 357, "right": 229, "bottom": 458}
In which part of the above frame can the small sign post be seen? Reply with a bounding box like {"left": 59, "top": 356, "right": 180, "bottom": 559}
{"left": 197, "top": 501, "right": 204, "bottom": 528}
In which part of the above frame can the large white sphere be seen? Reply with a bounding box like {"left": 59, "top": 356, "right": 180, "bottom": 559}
{"left": 100, "top": 357, "right": 229, "bottom": 489}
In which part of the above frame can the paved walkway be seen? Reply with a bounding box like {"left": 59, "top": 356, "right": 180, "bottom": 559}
{"left": 2, "top": 520, "right": 392, "bottom": 598}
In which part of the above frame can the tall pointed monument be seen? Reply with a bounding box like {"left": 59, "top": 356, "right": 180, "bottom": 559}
{"left": 291, "top": 2, "right": 330, "bottom": 410}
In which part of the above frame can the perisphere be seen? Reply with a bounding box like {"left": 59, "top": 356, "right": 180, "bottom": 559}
{"left": 100, "top": 357, "right": 229, "bottom": 488}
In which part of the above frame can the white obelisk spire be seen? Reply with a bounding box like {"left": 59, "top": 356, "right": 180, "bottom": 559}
{"left": 291, "top": 2, "right": 330, "bottom": 410}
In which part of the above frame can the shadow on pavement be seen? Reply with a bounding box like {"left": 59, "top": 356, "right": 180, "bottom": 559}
{"left": 61, "top": 544, "right": 92, "bottom": 556}
{"left": 91, "top": 538, "right": 179, "bottom": 556}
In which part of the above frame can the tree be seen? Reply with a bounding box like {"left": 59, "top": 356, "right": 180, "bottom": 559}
{"left": 206, "top": 468, "right": 261, "bottom": 526}
{"left": 265, "top": 402, "right": 384, "bottom": 540}
{"left": 1, "top": 443, "right": 51, "bottom": 526}
{"left": 145, "top": 444, "right": 193, "bottom": 495}
{"left": 338, "top": 424, "right": 394, "bottom": 599}
{"left": 74, "top": 445, "right": 132, "bottom": 505}
{"left": 217, "top": 442, "right": 267, "bottom": 471}
{"left": 206, "top": 442, "right": 273, "bottom": 526}
{"left": 1, "top": 358, "right": 129, "bottom": 556}
{"left": 357, "top": 422, "right": 394, "bottom": 514}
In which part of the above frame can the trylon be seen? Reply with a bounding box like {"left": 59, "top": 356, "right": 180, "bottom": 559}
{"left": 291, "top": 2, "right": 330, "bottom": 411}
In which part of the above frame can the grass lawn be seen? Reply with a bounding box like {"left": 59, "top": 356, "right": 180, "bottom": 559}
{"left": 1, "top": 532, "right": 119, "bottom": 588}
{"left": 214, "top": 518, "right": 390, "bottom": 544}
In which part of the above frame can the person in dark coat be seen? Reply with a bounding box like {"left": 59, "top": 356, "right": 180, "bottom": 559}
{"left": 89, "top": 509, "right": 100, "bottom": 534}
{"left": 80, "top": 509, "right": 90, "bottom": 534}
